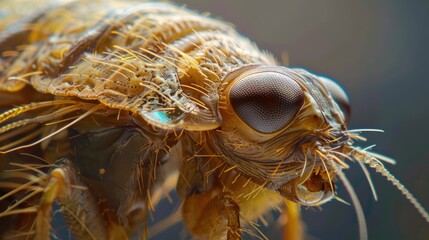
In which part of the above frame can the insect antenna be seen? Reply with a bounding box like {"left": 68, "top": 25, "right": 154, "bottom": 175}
{"left": 0, "top": 105, "right": 81, "bottom": 135}
{"left": 352, "top": 148, "right": 429, "bottom": 223}
{"left": 0, "top": 100, "right": 78, "bottom": 124}
{"left": 0, "top": 104, "right": 103, "bottom": 154}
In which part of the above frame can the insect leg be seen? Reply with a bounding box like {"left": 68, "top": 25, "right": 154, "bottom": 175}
{"left": 221, "top": 195, "right": 241, "bottom": 240}
{"left": 182, "top": 192, "right": 241, "bottom": 240}
{"left": 177, "top": 141, "right": 241, "bottom": 240}
{"left": 35, "top": 158, "right": 112, "bottom": 240}
{"left": 282, "top": 200, "right": 303, "bottom": 240}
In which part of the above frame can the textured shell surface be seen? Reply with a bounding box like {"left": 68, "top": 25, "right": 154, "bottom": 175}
{"left": 0, "top": 0, "right": 272, "bottom": 129}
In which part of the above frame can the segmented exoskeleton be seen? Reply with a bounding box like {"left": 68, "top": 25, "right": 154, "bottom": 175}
{"left": 0, "top": 1, "right": 428, "bottom": 239}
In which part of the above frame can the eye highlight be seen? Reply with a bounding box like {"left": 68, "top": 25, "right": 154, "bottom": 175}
{"left": 229, "top": 72, "right": 304, "bottom": 134}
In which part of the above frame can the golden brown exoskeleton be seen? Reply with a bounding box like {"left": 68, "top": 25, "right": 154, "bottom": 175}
{"left": 0, "top": 1, "right": 428, "bottom": 239}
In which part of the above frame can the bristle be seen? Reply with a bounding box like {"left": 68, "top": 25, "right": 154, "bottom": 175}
{"left": 316, "top": 150, "right": 335, "bottom": 193}
{"left": 0, "top": 105, "right": 80, "bottom": 135}
{"left": 367, "top": 151, "right": 396, "bottom": 165}
{"left": 0, "top": 104, "right": 103, "bottom": 154}
{"left": 345, "top": 129, "right": 384, "bottom": 133}
{"left": 330, "top": 160, "right": 368, "bottom": 240}
{"left": 0, "top": 188, "right": 43, "bottom": 218}
{"left": 334, "top": 196, "right": 351, "bottom": 206}
{"left": 0, "top": 175, "right": 46, "bottom": 202}
{"left": 365, "top": 157, "right": 429, "bottom": 223}
{"left": 357, "top": 160, "right": 378, "bottom": 201}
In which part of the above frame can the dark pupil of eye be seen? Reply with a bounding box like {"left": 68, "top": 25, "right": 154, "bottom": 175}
{"left": 229, "top": 72, "right": 304, "bottom": 133}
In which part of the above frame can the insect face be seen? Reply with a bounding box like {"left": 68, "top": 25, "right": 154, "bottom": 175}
{"left": 215, "top": 65, "right": 352, "bottom": 206}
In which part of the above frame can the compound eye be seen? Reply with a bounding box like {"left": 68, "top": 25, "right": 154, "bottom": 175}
{"left": 320, "top": 77, "right": 351, "bottom": 123}
{"left": 229, "top": 72, "right": 304, "bottom": 134}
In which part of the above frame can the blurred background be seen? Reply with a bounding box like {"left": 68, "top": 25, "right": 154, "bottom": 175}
{"left": 169, "top": 0, "right": 429, "bottom": 239}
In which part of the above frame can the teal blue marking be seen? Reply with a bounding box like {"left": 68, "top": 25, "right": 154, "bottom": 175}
{"left": 154, "top": 111, "right": 170, "bottom": 123}
{"left": 145, "top": 111, "right": 171, "bottom": 124}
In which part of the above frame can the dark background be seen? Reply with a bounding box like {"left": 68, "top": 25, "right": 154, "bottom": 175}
{"left": 169, "top": 0, "right": 429, "bottom": 240}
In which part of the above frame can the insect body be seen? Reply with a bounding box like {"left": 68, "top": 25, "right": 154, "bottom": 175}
{"left": 0, "top": 0, "right": 428, "bottom": 239}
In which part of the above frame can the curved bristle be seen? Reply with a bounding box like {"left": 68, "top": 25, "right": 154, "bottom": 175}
{"left": 0, "top": 104, "right": 103, "bottom": 154}
{"left": 331, "top": 161, "right": 368, "bottom": 240}
{"left": 357, "top": 160, "right": 378, "bottom": 201}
